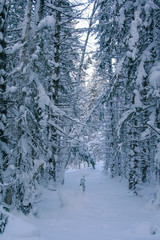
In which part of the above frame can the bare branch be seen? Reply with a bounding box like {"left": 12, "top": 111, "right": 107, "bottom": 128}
{"left": 146, "top": 123, "right": 160, "bottom": 136}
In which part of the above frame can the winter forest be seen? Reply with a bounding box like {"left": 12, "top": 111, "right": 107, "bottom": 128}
{"left": 0, "top": 0, "right": 160, "bottom": 239}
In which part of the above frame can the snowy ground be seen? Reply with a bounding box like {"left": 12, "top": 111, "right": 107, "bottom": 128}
{"left": 1, "top": 161, "right": 160, "bottom": 240}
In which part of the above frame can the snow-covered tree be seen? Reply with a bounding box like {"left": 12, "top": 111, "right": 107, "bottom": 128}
{"left": 0, "top": 1, "right": 95, "bottom": 228}
{"left": 96, "top": 0, "right": 160, "bottom": 193}
{"left": 0, "top": 0, "right": 10, "bottom": 233}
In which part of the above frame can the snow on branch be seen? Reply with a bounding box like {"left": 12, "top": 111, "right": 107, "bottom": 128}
{"left": 31, "top": 163, "right": 45, "bottom": 183}
{"left": 146, "top": 122, "right": 160, "bottom": 136}
{"left": 37, "top": 16, "right": 55, "bottom": 31}
{"left": 133, "top": 89, "right": 143, "bottom": 108}
{"left": 116, "top": 109, "right": 136, "bottom": 137}
{"left": 5, "top": 43, "right": 24, "bottom": 55}
{"left": 149, "top": 61, "right": 160, "bottom": 97}
{"left": 136, "top": 43, "right": 155, "bottom": 87}
{"left": 48, "top": 119, "right": 74, "bottom": 139}
{"left": 35, "top": 77, "right": 80, "bottom": 123}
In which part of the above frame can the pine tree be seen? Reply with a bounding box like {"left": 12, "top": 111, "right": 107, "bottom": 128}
{"left": 96, "top": 0, "right": 160, "bottom": 193}
{"left": 0, "top": 0, "right": 10, "bottom": 232}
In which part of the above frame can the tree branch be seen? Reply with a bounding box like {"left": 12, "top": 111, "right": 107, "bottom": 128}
{"left": 146, "top": 123, "right": 160, "bottom": 136}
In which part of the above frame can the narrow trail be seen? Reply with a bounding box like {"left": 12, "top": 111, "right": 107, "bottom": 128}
{"left": 35, "top": 162, "right": 160, "bottom": 240}
{"left": 2, "top": 161, "right": 160, "bottom": 240}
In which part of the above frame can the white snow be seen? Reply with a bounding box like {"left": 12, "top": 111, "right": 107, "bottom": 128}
{"left": 6, "top": 85, "right": 17, "bottom": 93}
{"left": 1, "top": 161, "right": 160, "bottom": 240}
{"left": 1, "top": 216, "right": 40, "bottom": 240}
{"left": 134, "top": 89, "right": 143, "bottom": 108}
{"left": 0, "top": 121, "right": 4, "bottom": 130}
{"left": 118, "top": 7, "right": 125, "bottom": 29}
{"left": 37, "top": 16, "right": 55, "bottom": 31}
{"left": 116, "top": 56, "right": 125, "bottom": 74}
{"left": 35, "top": 77, "right": 78, "bottom": 123}
{"left": 130, "top": 221, "right": 157, "bottom": 236}
{"left": 37, "top": 83, "right": 50, "bottom": 110}
{"left": 0, "top": 32, "right": 3, "bottom": 40}
{"left": 136, "top": 48, "right": 151, "bottom": 86}
{"left": 130, "top": 18, "right": 139, "bottom": 44}
{"left": 128, "top": 37, "right": 136, "bottom": 50}
{"left": 9, "top": 164, "right": 15, "bottom": 171}
{"left": 127, "top": 5, "right": 143, "bottom": 61}
{"left": 149, "top": 62, "right": 160, "bottom": 89}
{"left": 5, "top": 43, "right": 23, "bottom": 54}
{"left": 155, "top": 143, "right": 160, "bottom": 165}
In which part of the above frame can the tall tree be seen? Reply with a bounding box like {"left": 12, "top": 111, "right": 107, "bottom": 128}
{"left": 95, "top": 0, "right": 160, "bottom": 194}
{"left": 0, "top": 0, "right": 92, "bottom": 225}
{"left": 0, "top": 0, "right": 10, "bottom": 233}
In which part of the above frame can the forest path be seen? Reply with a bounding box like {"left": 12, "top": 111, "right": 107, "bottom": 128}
{"left": 2, "top": 161, "right": 160, "bottom": 240}
{"left": 35, "top": 161, "right": 160, "bottom": 240}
